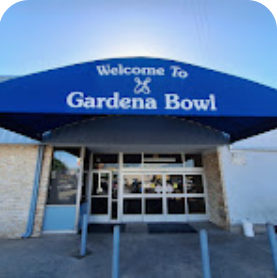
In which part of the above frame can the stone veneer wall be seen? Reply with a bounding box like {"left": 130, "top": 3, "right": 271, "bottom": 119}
{"left": 0, "top": 145, "right": 53, "bottom": 238}
{"left": 0, "top": 145, "right": 38, "bottom": 238}
{"left": 203, "top": 150, "right": 230, "bottom": 228}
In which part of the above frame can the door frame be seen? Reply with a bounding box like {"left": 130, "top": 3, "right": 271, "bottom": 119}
{"left": 86, "top": 152, "right": 209, "bottom": 224}
{"left": 88, "top": 170, "right": 113, "bottom": 223}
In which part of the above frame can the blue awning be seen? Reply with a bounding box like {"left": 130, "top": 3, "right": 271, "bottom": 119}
{"left": 0, "top": 57, "right": 277, "bottom": 142}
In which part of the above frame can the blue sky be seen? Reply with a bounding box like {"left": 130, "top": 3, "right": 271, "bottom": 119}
{"left": 0, "top": 0, "right": 277, "bottom": 89}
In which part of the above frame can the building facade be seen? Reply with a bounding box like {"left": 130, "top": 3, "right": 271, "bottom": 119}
{"left": 0, "top": 57, "right": 277, "bottom": 238}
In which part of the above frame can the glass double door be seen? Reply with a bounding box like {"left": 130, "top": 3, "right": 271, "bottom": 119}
{"left": 121, "top": 172, "right": 207, "bottom": 222}
{"left": 89, "top": 170, "right": 207, "bottom": 223}
{"left": 121, "top": 173, "right": 184, "bottom": 222}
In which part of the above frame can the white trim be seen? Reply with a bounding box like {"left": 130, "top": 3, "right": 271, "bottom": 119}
{"left": 120, "top": 215, "right": 143, "bottom": 222}
{"left": 89, "top": 216, "right": 110, "bottom": 222}
{"left": 45, "top": 205, "right": 76, "bottom": 207}
{"left": 42, "top": 230, "right": 77, "bottom": 234}
{"left": 88, "top": 218, "right": 121, "bottom": 224}
{"left": 87, "top": 153, "right": 93, "bottom": 220}
{"left": 201, "top": 172, "right": 209, "bottom": 219}
{"left": 118, "top": 152, "right": 124, "bottom": 222}
{"left": 144, "top": 157, "right": 176, "bottom": 162}
{"left": 121, "top": 167, "right": 203, "bottom": 173}
{"left": 187, "top": 215, "right": 209, "bottom": 221}
{"left": 74, "top": 147, "right": 85, "bottom": 231}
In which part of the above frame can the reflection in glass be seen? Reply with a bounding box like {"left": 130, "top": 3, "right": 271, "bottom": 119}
{"left": 186, "top": 175, "right": 204, "bottom": 194}
{"left": 93, "top": 154, "right": 118, "bottom": 170}
{"left": 144, "top": 174, "right": 163, "bottom": 194}
{"left": 123, "top": 154, "right": 142, "bottom": 168}
{"left": 47, "top": 148, "right": 80, "bottom": 205}
{"left": 91, "top": 198, "right": 108, "bottom": 214}
{"left": 92, "top": 173, "right": 109, "bottom": 196}
{"left": 145, "top": 198, "right": 163, "bottom": 214}
{"left": 123, "top": 175, "right": 142, "bottom": 194}
{"left": 188, "top": 198, "right": 206, "bottom": 214}
{"left": 167, "top": 198, "right": 185, "bottom": 214}
{"left": 112, "top": 173, "right": 118, "bottom": 199}
{"left": 185, "top": 154, "right": 203, "bottom": 167}
{"left": 144, "top": 154, "right": 183, "bottom": 168}
{"left": 166, "top": 175, "right": 184, "bottom": 194}
{"left": 123, "top": 199, "right": 142, "bottom": 214}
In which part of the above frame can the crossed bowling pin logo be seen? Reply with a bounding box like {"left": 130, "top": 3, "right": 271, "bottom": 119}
{"left": 134, "top": 77, "right": 151, "bottom": 94}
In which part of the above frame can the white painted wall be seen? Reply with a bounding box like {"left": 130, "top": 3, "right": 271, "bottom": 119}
{"left": 219, "top": 145, "right": 277, "bottom": 225}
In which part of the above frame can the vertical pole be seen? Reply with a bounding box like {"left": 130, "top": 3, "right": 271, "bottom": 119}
{"left": 112, "top": 225, "right": 120, "bottom": 278}
{"left": 80, "top": 214, "right": 88, "bottom": 257}
{"left": 267, "top": 224, "right": 277, "bottom": 275}
{"left": 200, "top": 229, "right": 212, "bottom": 278}
{"left": 118, "top": 153, "right": 123, "bottom": 222}
{"left": 87, "top": 153, "right": 93, "bottom": 220}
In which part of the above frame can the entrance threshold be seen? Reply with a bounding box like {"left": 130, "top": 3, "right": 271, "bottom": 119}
{"left": 87, "top": 222, "right": 197, "bottom": 234}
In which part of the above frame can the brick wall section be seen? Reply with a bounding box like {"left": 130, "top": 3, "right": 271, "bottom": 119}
{"left": 32, "top": 146, "right": 53, "bottom": 237}
{"left": 203, "top": 151, "right": 230, "bottom": 228}
{"left": 0, "top": 145, "right": 38, "bottom": 238}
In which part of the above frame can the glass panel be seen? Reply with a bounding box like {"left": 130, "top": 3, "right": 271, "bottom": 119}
{"left": 123, "top": 175, "right": 142, "bottom": 194}
{"left": 144, "top": 174, "right": 163, "bottom": 194}
{"left": 188, "top": 198, "right": 206, "bottom": 214}
{"left": 166, "top": 175, "right": 184, "bottom": 194}
{"left": 185, "top": 154, "right": 203, "bottom": 167}
{"left": 144, "top": 154, "right": 183, "bottom": 168}
{"left": 112, "top": 201, "right": 118, "bottom": 219}
{"left": 112, "top": 173, "right": 118, "bottom": 199}
{"left": 92, "top": 173, "right": 110, "bottom": 196}
{"left": 91, "top": 198, "right": 108, "bottom": 214}
{"left": 145, "top": 198, "right": 163, "bottom": 214}
{"left": 93, "top": 154, "right": 118, "bottom": 170}
{"left": 123, "top": 154, "right": 142, "bottom": 168}
{"left": 47, "top": 148, "right": 80, "bottom": 205}
{"left": 186, "top": 175, "right": 204, "bottom": 194}
{"left": 123, "top": 199, "right": 142, "bottom": 214}
{"left": 167, "top": 198, "right": 185, "bottom": 214}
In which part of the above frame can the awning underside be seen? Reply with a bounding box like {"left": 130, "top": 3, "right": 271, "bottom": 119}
{"left": 1, "top": 113, "right": 277, "bottom": 143}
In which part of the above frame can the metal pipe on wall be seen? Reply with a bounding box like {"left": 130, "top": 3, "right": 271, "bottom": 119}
{"left": 22, "top": 145, "right": 45, "bottom": 238}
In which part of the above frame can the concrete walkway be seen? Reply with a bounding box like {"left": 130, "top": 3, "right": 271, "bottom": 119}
{"left": 0, "top": 226, "right": 275, "bottom": 278}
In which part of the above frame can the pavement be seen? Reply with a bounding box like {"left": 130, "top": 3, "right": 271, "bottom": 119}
{"left": 0, "top": 223, "right": 276, "bottom": 278}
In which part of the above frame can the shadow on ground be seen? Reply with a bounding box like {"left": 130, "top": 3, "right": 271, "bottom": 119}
{"left": 0, "top": 225, "right": 275, "bottom": 278}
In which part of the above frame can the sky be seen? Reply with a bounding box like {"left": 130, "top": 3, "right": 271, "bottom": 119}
{"left": 0, "top": 0, "right": 277, "bottom": 89}
{"left": 1, "top": 0, "right": 277, "bottom": 147}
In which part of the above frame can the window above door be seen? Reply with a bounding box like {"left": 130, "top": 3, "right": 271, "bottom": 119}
{"left": 122, "top": 153, "right": 203, "bottom": 170}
